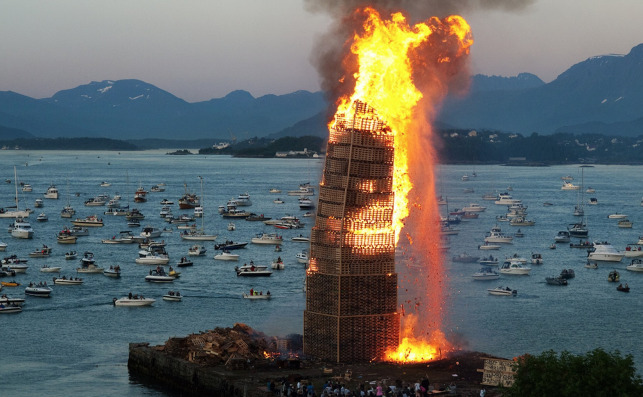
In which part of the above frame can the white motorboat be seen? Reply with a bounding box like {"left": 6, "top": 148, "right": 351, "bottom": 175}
{"left": 214, "top": 250, "right": 239, "bottom": 261}
{"left": 21, "top": 184, "right": 33, "bottom": 192}
{"left": 163, "top": 291, "right": 182, "bottom": 301}
{"left": 624, "top": 244, "right": 643, "bottom": 258}
{"left": 140, "top": 226, "right": 162, "bottom": 238}
{"left": 626, "top": 259, "right": 643, "bottom": 272}
{"left": 478, "top": 242, "right": 501, "bottom": 250}
{"left": 273, "top": 198, "right": 284, "bottom": 204}
{"left": 484, "top": 226, "right": 513, "bottom": 244}
{"left": 34, "top": 198, "right": 44, "bottom": 208}
{"left": 472, "top": 267, "right": 500, "bottom": 280}
{"left": 40, "top": 265, "right": 62, "bottom": 273}
{"left": 0, "top": 241, "right": 7, "bottom": 251}
{"left": 100, "top": 181, "right": 111, "bottom": 187}
{"left": 298, "top": 197, "right": 314, "bottom": 209}
{"left": 487, "top": 286, "right": 517, "bottom": 296}
{"left": 479, "top": 256, "right": 499, "bottom": 266}
{"left": 113, "top": 296, "right": 155, "bottom": 306}
{"left": 160, "top": 199, "right": 174, "bottom": 205}
{"left": 43, "top": 185, "right": 59, "bottom": 199}
{"left": 509, "top": 216, "right": 535, "bottom": 226}
{"left": 251, "top": 233, "right": 283, "bottom": 245}
{"left": 135, "top": 250, "right": 170, "bottom": 265}
{"left": 235, "top": 263, "right": 272, "bottom": 277}
{"left": 227, "top": 222, "right": 235, "bottom": 231}
{"left": 269, "top": 188, "right": 281, "bottom": 194}
{"left": 77, "top": 264, "right": 104, "bottom": 273}
{"left": 561, "top": 181, "right": 580, "bottom": 190}
{"left": 57, "top": 234, "right": 77, "bottom": 244}
{"left": 588, "top": 197, "right": 598, "bottom": 205}
{"left": 188, "top": 245, "right": 207, "bottom": 256}
{"left": 0, "top": 295, "right": 25, "bottom": 306}
{"left": 296, "top": 251, "right": 309, "bottom": 264}
{"left": 53, "top": 277, "right": 83, "bottom": 285}
{"left": 180, "top": 230, "right": 217, "bottom": 241}
{"left": 462, "top": 203, "right": 486, "bottom": 212}
{"left": 608, "top": 213, "right": 627, "bottom": 219}
{"left": 243, "top": 292, "right": 271, "bottom": 299}
{"left": 0, "top": 305, "right": 22, "bottom": 314}
{"left": 291, "top": 235, "right": 310, "bottom": 243}
{"left": 287, "top": 184, "right": 315, "bottom": 196}
{"left": 530, "top": 253, "right": 543, "bottom": 265}
{"left": 235, "top": 192, "right": 252, "bottom": 206}
{"left": 271, "top": 258, "right": 284, "bottom": 270}
{"left": 193, "top": 206, "right": 203, "bottom": 218}
{"left": 36, "top": 213, "right": 48, "bottom": 222}
{"left": 84, "top": 197, "right": 107, "bottom": 206}
{"left": 71, "top": 215, "right": 103, "bottom": 227}
{"left": 584, "top": 261, "right": 598, "bottom": 269}
{"left": 587, "top": 242, "right": 623, "bottom": 262}
{"left": 102, "top": 231, "right": 136, "bottom": 244}
{"left": 65, "top": 251, "right": 77, "bottom": 260}
{"left": 499, "top": 261, "right": 531, "bottom": 275}
{"left": 214, "top": 241, "right": 248, "bottom": 250}
{"left": 494, "top": 192, "right": 521, "bottom": 205}
{"left": 25, "top": 284, "right": 52, "bottom": 297}
{"left": 617, "top": 219, "right": 633, "bottom": 228}
{"left": 11, "top": 218, "right": 34, "bottom": 239}
{"left": 554, "top": 231, "right": 571, "bottom": 243}
{"left": 103, "top": 265, "right": 122, "bottom": 277}
{"left": 145, "top": 268, "right": 175, "bottom": 283}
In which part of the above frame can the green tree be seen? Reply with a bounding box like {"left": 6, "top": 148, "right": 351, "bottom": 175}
{"left": 504, "top": 348, "right": 643, "bottom": 397}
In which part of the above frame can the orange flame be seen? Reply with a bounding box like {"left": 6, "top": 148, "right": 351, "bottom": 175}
{"left": 330, "top": 7, "right": 472, "bottom": 362}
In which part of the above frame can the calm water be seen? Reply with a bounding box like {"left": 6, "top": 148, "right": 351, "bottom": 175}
{"left": 0, "top": 153, "right": 641, "bottom": 395}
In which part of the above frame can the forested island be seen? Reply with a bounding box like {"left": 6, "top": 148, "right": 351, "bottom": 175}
{"left": 3, "top": 131, "right": 643, "bottom": 165}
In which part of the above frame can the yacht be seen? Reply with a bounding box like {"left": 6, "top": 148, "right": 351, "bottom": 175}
{"left": 554, "top": 231, "right": 571, "bottom": 243}
{"left": 587, "top": 242, "right": 623, "bottom": 262}
{"left": 235, "top": 193, "right": 252, "bottom": 206}
{"left": 499, "top": 261, "right": 532, "bottom": 275}
{"left": 140, "top": 226, "right": 162, "bottom": 238}
{"left": 561, "top": 181, "right": 580, "bottom": 190}
{"left": 251, "top": 233, "right": 283, "bottom": 245}
{"left": 462, "top": 203, "right": 486, "bottom": 212}
{"left": 494, "top": 192, "right": 521, "bottom": 205}
{"left": 43, "top": 185, "right": 59, "bottom": 199}
{"left": 484, "top": 226, "right": 513, "bottom": 244}
{"left": 567, "top": 221, "right": 588, "bottom": 238}
{"left": 11, "top": 218, "right": 34, "bottom": 239}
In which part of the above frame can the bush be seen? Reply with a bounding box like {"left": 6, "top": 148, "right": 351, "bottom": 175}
{"left": 504, "top": 348, "right": 643, "bottom": 397}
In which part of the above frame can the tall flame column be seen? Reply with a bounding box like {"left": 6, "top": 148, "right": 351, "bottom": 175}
{"left": 304, "top": 101, "right": 399, "bottom": 362}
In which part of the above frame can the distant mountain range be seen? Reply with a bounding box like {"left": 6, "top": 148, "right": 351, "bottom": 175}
{"left": 2, "top": 43, "right": 643, "bottom": 140}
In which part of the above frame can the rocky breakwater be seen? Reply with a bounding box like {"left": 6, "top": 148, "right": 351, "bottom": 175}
{"left": 128, "top": 323, "right": 279, "bottom": 396}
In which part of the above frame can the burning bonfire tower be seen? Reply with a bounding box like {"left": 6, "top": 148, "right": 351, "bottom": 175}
{"left": 304, "top": 100, "right": 399, "bottom": 362}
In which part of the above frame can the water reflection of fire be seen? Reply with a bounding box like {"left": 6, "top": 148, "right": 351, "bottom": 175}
{"left": 329, "top": 7, "right": 473, "bottom": 362}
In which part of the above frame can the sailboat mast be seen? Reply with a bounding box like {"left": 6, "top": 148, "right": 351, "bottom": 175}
{"left": 199, "top": 176, "right": 204, "bottom": 232}
{"left": 13, "top": 166, "right": 19, "bottom": 211}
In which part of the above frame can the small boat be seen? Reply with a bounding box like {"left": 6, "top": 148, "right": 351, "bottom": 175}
{"left": 462, "top": 203, "right": 486, "bottom": 212}
{"left": 103, "top": 265, "right": 122, "bottom": 277}
{"left": 243, "top": 292, "right": 271, "bottom": 300}
{"left": 291, "top": 235, "right": 310, "bottom": 243}
{"left": 145, "top": 267, "right": 175, "bottom": 283}
{"left": 1, "top": 281, "right": 20, "bottom": 287}
{"left": 554, "top": 231, "right": 571, "bottom": 243}
{"left": 608, "top": 213, "right": 627, "bottom": 219}
{"left": 608, "top": 270, "right": 620, "bottom": 282}
{"left": 29, "top": 248, "right": 51, "bottom": 258}
{"left": 585, "top": 260, "right": 598, "bottom": 269}
{"left": 479, "top": 256, "right": 499, "bottom": 266}
{"left": 160, "top": 199, "right": 174, "bottom": 205}
{"left": 0, "top": 305, "right": 22, "bottom": 314}
{"left": 128, "top": 220, "right": 141, "bottom": 228}
{"left": 25, "top": 283, "right": 52, "bottom": 297}
{"left": 273, "top": 198, "right": 284, "bottom": 204}
{"left": 587, "top": 187, "right": 595, "bottom": 194}
{"left": 251, "top": 233, "right": 283, "bottom": 245}
{"left": 175, "top": 257, "right": 193, "bottom": 267}
{"left": 296, "top": 251, "right": 309, "bottom": 264}
{"left": 484, "top": 226, "right": 513, "bottom": 244}
{"left": 0, "top": 295, "right": 25, "bottom": 306}
{"left": 500, "top": 261, "right": 531, "bottom": 275}
{"left": 214, "top": 250, "right": 240, "bottom": 261}
{"left": 0, "top": 241, "right": 6, "bottom": 251}
{"left": 452, "top": 253, "right": 480, "bottom": 263}
{"left": 135, "top": 250, "right": 170, "bottom": 265}
{"left": 65, "top": 251, "right": 77, "bottom": 260}
{"left": 227, "top": 222, "right": 235, "bottom": 231}
{"left": 214, "top": 241, "right": 248, "bottom": 250}
{"left": 77, "top": 263, "right": 104, "bottom": 273}
{"left": 163, "top": 291, "right": 182, "bottom": 301}
{"left": 562, "top": 175, "right": 574, "bottom": 181}
{"left": 271, "top": 258, "right": 284, "bottom": 270}
{"left": 235, "top": 263, "right": 272, "bottom": 277}
{"left": 57, "top": 233, "right": 77, "bottom": 244}
{"left": 588, "top": 197, "right": 598, "bottom": 205}
{"left": 487, "top": 287, "right": 517, "bottom": 296}
{"left": 509, "top": 216, "right": 535, "bottom": 226}
{"left": 560, "top": 269, "right": 575, "bottom": 279}
{"left": 545, "top": 276, "right": 568, "bottom": 286}
{"left": 246, "top": 214, "right": 272, "bottom": 222}
{"left": 140, "top": 226, "right": 162, "bottom": 238}
{"left": 113, "top": 295, "right": 155, "bottom": 306}
{"left": 302, "top": 211, "right": 313, "bottom": 217}
{"left": 35, "top": 212, "right": 48, "bottom": 222}
{"left": 543, "top": 202, "right": 554, "bottom": 206}
{"left": 22, "top": 184, "right": 33, "bottom": 192}
{"left": 102, "top": 231, "right": 136, "bottom": 244}
{"left": 617, "top": 284, "right": 630, "bottom": 293}
{"left": 588, "top": 242, "right": 623, "bottom": 262}
{"left": 40, "top": 264, "right": 62, "bottom": 273}
{"left": 617, "top": 219, "right": 633, "bottom": 228}
{"left": 71, "top": 215, "right": 104, "bottom": 227}
{"left": 269, "top": 188, "right": 281, "bottom": 194}
{"left": 570, "top": 240, "right": 593, "bottom": 249}
{"left": 626, "top": 259, "right": 643, "bottom": 272}
{"left": 561, "top": 181, "right": 580, "bottom": 190}
{"left": 53, "top": 276, "right": 83, "bottom": 285}
{"left": 100, "top": 181, "right": 111, "bottom": 187}
{"left": 478, "top": 242, "right": 501, "bottom": 250}
{"left": 34, "top": 198, "right": 44, "bottom": 208}
{"left": 188, "top": 244, "right": 207, "bottom": 256}
{"left": 530, "top": 253, "right": 543, "bottom": 265}
{"left": 514, "top": 229, "right": 524, "bottom": 238}
{"left": 472, "top": 267, "right": 500, "bottom": 280}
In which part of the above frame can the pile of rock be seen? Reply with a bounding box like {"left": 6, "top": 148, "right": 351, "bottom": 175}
{"left": 159, "top": 323, "right": 272, "bottom": 367}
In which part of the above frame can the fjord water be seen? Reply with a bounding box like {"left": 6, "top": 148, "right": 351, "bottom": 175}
{"left": 0, "top": 152, "right": 641, "bottom": 395}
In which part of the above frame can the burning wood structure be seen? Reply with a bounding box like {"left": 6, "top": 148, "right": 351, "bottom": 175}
{"left": 304, "top": 100, "right": 399, "bottom": 362}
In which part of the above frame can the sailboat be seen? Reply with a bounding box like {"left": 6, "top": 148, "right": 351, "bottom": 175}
{"left": 180, "top": 176, "right": 217, "bottom": 241}
{"left": 60, "top": 179, "right": 75, "bottom": 218}
{"left": 568, "top": 166, "right": 591, "bottom": 238}
{"left": 0, "top": 167, "right": 31, "bottom": 219}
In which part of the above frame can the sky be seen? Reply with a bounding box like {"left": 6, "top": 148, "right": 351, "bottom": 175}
{"left": 2, "top": 0, "right": 643, "bottom": 103}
